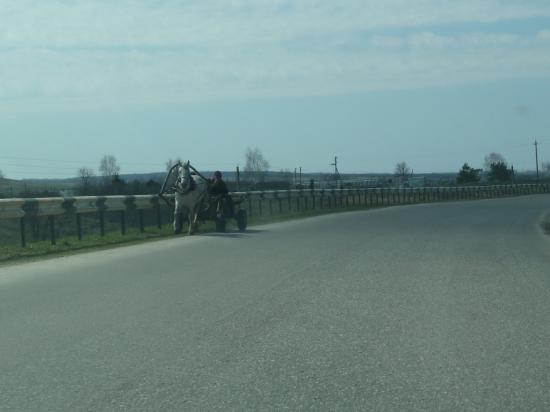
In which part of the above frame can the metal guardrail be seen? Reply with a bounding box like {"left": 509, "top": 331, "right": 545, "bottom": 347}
{"left": 1, "top": 184, "right": 549, "bottom": 248}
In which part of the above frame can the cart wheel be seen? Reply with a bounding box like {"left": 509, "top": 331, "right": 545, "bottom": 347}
{"left": 236, "top": 209, "right": 247, "bottom": 231}
{"left": 215, "top": 216, "right": 226, "bottom": 233}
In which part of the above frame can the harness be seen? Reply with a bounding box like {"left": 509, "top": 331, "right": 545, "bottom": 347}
{"left": 159, "top": 161, "right": 211, "bottom": 208}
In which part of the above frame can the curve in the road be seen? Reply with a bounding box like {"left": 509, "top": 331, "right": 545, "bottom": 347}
{"left": 1, "top": 195, "right": 550, "bottom": 411}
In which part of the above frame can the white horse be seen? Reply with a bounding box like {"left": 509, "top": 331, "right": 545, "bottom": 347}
{"left": 173, "top": 162, "right": 209, "bottom": 235}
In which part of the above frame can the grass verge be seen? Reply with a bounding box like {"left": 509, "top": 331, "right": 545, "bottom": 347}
{"left": 0, "top": 205, "right": 378, "bottom": 266}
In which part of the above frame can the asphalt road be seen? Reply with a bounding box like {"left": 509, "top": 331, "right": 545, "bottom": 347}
{"left": 1, "top": 196, "right": 550, "bottom": 411}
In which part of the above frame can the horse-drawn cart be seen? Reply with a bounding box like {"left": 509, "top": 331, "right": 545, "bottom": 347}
{"left": 159, "top": 162, "right": 247, "bottom": 234}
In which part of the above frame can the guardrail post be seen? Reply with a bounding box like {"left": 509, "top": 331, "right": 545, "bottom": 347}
{"left": 138, "top": 210, "right": 145, "bottom": 233}
{"left": 76, "top": 214, "right": 82, "bottom": 240}
{"left": 49, "top": 215, "right": 56, "bottom": 246}
{"left": 20, "top": 217, "right": 26, "bottom": 248}
{"left": 95, "top": 197, "right": 106, "bottom": 237}
{"left": 99, "top": 211, "right": 105, "bottom": 237}
{"left": 120, "top": 211, "right": 126, "bottom": 235}
{"left": 156, "top": 204, "right": 162, "bottom": 229}
{"left": 287, "top": 190, "right": 292, "bottom": 212}
{"left": 248, "top": 195, "right": 253, "bottom": 218}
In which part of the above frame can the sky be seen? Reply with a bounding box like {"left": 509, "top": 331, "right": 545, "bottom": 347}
{"left": 1, "top": 0, "right": 550, "bottom": 179}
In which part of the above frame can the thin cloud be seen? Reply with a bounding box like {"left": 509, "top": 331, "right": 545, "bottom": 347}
{"left": 0, "top": 1, "right": 549, "bottom": 110}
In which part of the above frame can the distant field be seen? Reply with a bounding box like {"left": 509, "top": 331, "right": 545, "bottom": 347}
{"left": 0, "top": 178, "right": 76, "bottom": 197}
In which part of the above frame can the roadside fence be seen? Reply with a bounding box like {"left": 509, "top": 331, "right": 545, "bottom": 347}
{"left": 0, "top": 184, "right": 548, "bottom": 249}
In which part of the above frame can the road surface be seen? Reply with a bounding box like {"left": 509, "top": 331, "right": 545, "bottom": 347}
{"left": 1, "top": 195, "right": 550, "bottom": 411}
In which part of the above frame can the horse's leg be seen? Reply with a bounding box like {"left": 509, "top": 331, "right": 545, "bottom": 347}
{"left": 192, "top": 207, "right": 200, "bottom": 234}
{"left": 188, "top": 196, "right": 203, "bottom": 235}
{"left": 174, "top": 195, "right": 184, "bottom": 234}
{"left": 187, "top": 207, "right": 196, "bottom": 235}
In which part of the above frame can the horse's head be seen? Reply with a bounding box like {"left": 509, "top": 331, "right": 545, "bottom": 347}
{"left": 175, "top": 161, "right": 193, "bottom": 192}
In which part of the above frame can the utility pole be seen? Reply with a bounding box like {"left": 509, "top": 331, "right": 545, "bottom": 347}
{"left": 236, "top": 165, "right": 241, "bottom": 190}
{"left": 331, "top": 156, "right": 339, "bottom": 175}
{"left": 331, "top": 156, "right": 340, "bottom": 188}
{"left": 332, "top": 157, "right": 339, "bottom": 187}
{"left": 299, "top": 166, "right": 302, "bottom": 186}
{"left": 535, "top": 140, "right": 540, "bottom": 181}
{"left": 294, "top": 168, "right": 297, "bottom": 187}
{"left": 330, "top": 156, "right": 340, "bottom": 186}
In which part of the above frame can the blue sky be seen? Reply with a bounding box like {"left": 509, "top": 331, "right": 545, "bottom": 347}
{"left": 1, "top": 0, "right": 550, "bottom": 179}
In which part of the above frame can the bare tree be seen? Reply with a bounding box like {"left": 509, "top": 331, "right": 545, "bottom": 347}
{"left": 394, "top": 161, "right": 411, "bottom": 178}
{"left": 99, "top": 155, "right": 120, "bottom": 180}
{"left": 78, "top": 167, "right": 95, "bottom": 186}
{"left": 77, "top": 167, "right": 95, "bottom": 195}
{"left": 244, "top": 147, "right": 270, "bottom": 183}
{"left": 484, "top": 152, "right": 506, "bottom": 170}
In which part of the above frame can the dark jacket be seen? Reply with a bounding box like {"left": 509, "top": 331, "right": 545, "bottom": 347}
{"left": 209, "top": 179, "right": 228, "bottom": 196}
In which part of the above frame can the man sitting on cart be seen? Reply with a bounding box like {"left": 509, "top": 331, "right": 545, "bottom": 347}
{"left": 209, "top": 171, "right": 228, "bottom": 196}
{"left": 208, "top": 171, "right": 232, "bottom": 217}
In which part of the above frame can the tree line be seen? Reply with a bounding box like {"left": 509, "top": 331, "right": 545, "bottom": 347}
{"left": 75, "top": 148, "right": 276, "bottom": 196}
{"left": 2, "top": 147, "right": 549, "bottom": 198}
{"left": 395, "top": 151, "right": 548, "bottom": 185}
